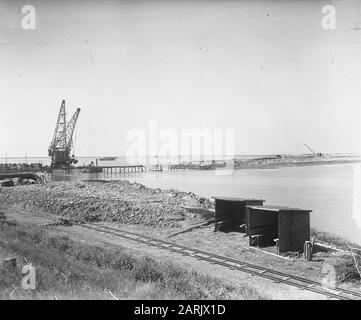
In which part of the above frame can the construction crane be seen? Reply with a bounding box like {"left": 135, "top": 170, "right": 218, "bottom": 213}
{"left": 304, "top": 144, "right": 323, "bottom": 157}
{"left": 48, "top": 100, "right": 81, "bottom": 168}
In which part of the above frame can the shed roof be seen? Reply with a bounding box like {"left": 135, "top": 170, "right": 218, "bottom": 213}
{"left": 212, "top": 196, "right": 265, "bottom": 202}
{"left": 247, "top": 204, "right": 312, "bottom": 213}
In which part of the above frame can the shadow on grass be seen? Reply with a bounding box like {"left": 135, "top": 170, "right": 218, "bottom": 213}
{"left": 0, "top": 221, "right": 261, "bottom": 300}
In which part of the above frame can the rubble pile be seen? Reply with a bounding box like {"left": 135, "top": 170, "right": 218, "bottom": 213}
{"left": 0, "top": 180, "right": 213, "bottom": 227}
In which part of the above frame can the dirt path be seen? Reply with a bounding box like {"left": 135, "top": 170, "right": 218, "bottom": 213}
{"left": 1, "top": 206, "right": 333, "bottom": 300}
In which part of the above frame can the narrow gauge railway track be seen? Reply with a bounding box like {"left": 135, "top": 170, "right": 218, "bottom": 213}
{"left": 73, "top": 222, "right": 361, "bottom": 300}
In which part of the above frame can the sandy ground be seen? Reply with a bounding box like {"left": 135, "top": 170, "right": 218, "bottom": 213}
{"left": 3, "top": 205, "right": 356, "bottom": 300}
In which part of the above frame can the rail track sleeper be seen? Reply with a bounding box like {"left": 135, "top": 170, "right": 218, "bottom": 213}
{"left": 72, "top": 222, "right": 361, "bottom": 300}
{"left": 259, "top": 270, "right": 267, "bottom": 274}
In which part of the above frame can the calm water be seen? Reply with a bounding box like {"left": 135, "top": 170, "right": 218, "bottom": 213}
{"left": 48, "top": 162, "right": 361, "bottom": 245}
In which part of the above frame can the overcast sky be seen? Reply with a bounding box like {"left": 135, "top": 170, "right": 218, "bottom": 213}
{"left": 0, "top": 0, "right": 361, "bottom": 157}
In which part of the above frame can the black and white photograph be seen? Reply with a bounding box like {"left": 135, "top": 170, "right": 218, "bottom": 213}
{"left": 0, "top": 0, "right": 361, "bottom": 307}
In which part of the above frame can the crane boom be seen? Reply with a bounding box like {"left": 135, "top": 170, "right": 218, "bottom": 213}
{"left": 49, "top": 100, "right": 66, "bottom": 152}
{"left": 304, "top": 144, "right": 317, "bottom": 156}
{"left": 52, "top": 107, "right": 80, "bottom": 153}
{"left": 65, "top": 107, "right": 80, "bottom": 153}
{"left": 48, "top": 100, "right": 81, "bottom": 168}
{"left": 304, "top": 144, "right": 323, "bottom": 157}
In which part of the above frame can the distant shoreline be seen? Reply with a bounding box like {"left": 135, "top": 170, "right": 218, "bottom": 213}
{"left": 1, "top": 153, "right": 360, "bottom": 160}
{"left": 1, "top": 154, "right": 361, "bottom": 171}
{"left": 233, "top": 159, "right": 361, "bottom": 169}
{"left": 233, "top": 155, "right": 361, "bottom": 169}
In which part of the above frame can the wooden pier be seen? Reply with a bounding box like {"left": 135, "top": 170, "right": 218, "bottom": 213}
{"left": 101, "top": 165, "right": 146, "bottom": 174}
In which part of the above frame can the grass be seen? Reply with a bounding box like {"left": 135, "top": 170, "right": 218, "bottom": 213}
{"left": 311, "top": 229, "right": 361, "bottom": 283}
{"left": 311, "top": 229, "right": 361, "bottom": 252}
{"left": 0, "top": 220, "right": 262, "bottom": 300}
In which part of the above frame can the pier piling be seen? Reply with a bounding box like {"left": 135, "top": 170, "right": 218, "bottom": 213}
{"left": 100, "top": 165, "right": 146, "bottom": 174}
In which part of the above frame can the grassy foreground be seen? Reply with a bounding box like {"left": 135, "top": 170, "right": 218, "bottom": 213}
{"left": 0, "top": 220, "right": 262, "bottom": 300}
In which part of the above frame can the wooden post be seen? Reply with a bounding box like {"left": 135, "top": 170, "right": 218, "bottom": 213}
{"left": 1, "top": 258, "right": 17, "bottom": 269}
{"left": 274, "top": 238, "right": 280, "bottom": 254}
{"left": 303, "top": 241, "right": 312, "bottom": 261}
{"left": 0, "top": 212, "right": 6, "bottom": 222}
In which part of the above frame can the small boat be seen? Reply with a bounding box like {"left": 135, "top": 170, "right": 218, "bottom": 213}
{"left": 99, "top": 157, "right": 117, "bottom": 161}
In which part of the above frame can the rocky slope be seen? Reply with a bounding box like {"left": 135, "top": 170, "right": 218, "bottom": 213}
{"left": 0, "top": 180, "right": 213, "bottom": 227}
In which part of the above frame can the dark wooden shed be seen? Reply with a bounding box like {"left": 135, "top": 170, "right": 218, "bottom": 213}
{"left": 246, "top": 205, "right": 312, "bottom": 253}
{"left": 212, "top": 196, "right": 265, "bottom": 232}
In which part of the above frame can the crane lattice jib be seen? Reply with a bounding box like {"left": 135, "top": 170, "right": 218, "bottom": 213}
{"left": 64, "top": 107, "right": 81, "bottom": 153}
{"left": 48, "top": 100, "right": 81, "bottom": 156}
{"left": 304, "top": 144, "right": 317, "bottom": 156}
{"left": 48, "top": 100, "right": 66, "bottom": 155}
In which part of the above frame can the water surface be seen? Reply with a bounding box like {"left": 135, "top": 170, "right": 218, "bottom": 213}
{"left": 50, "top": 163, "right": 361, "bottom": 245}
